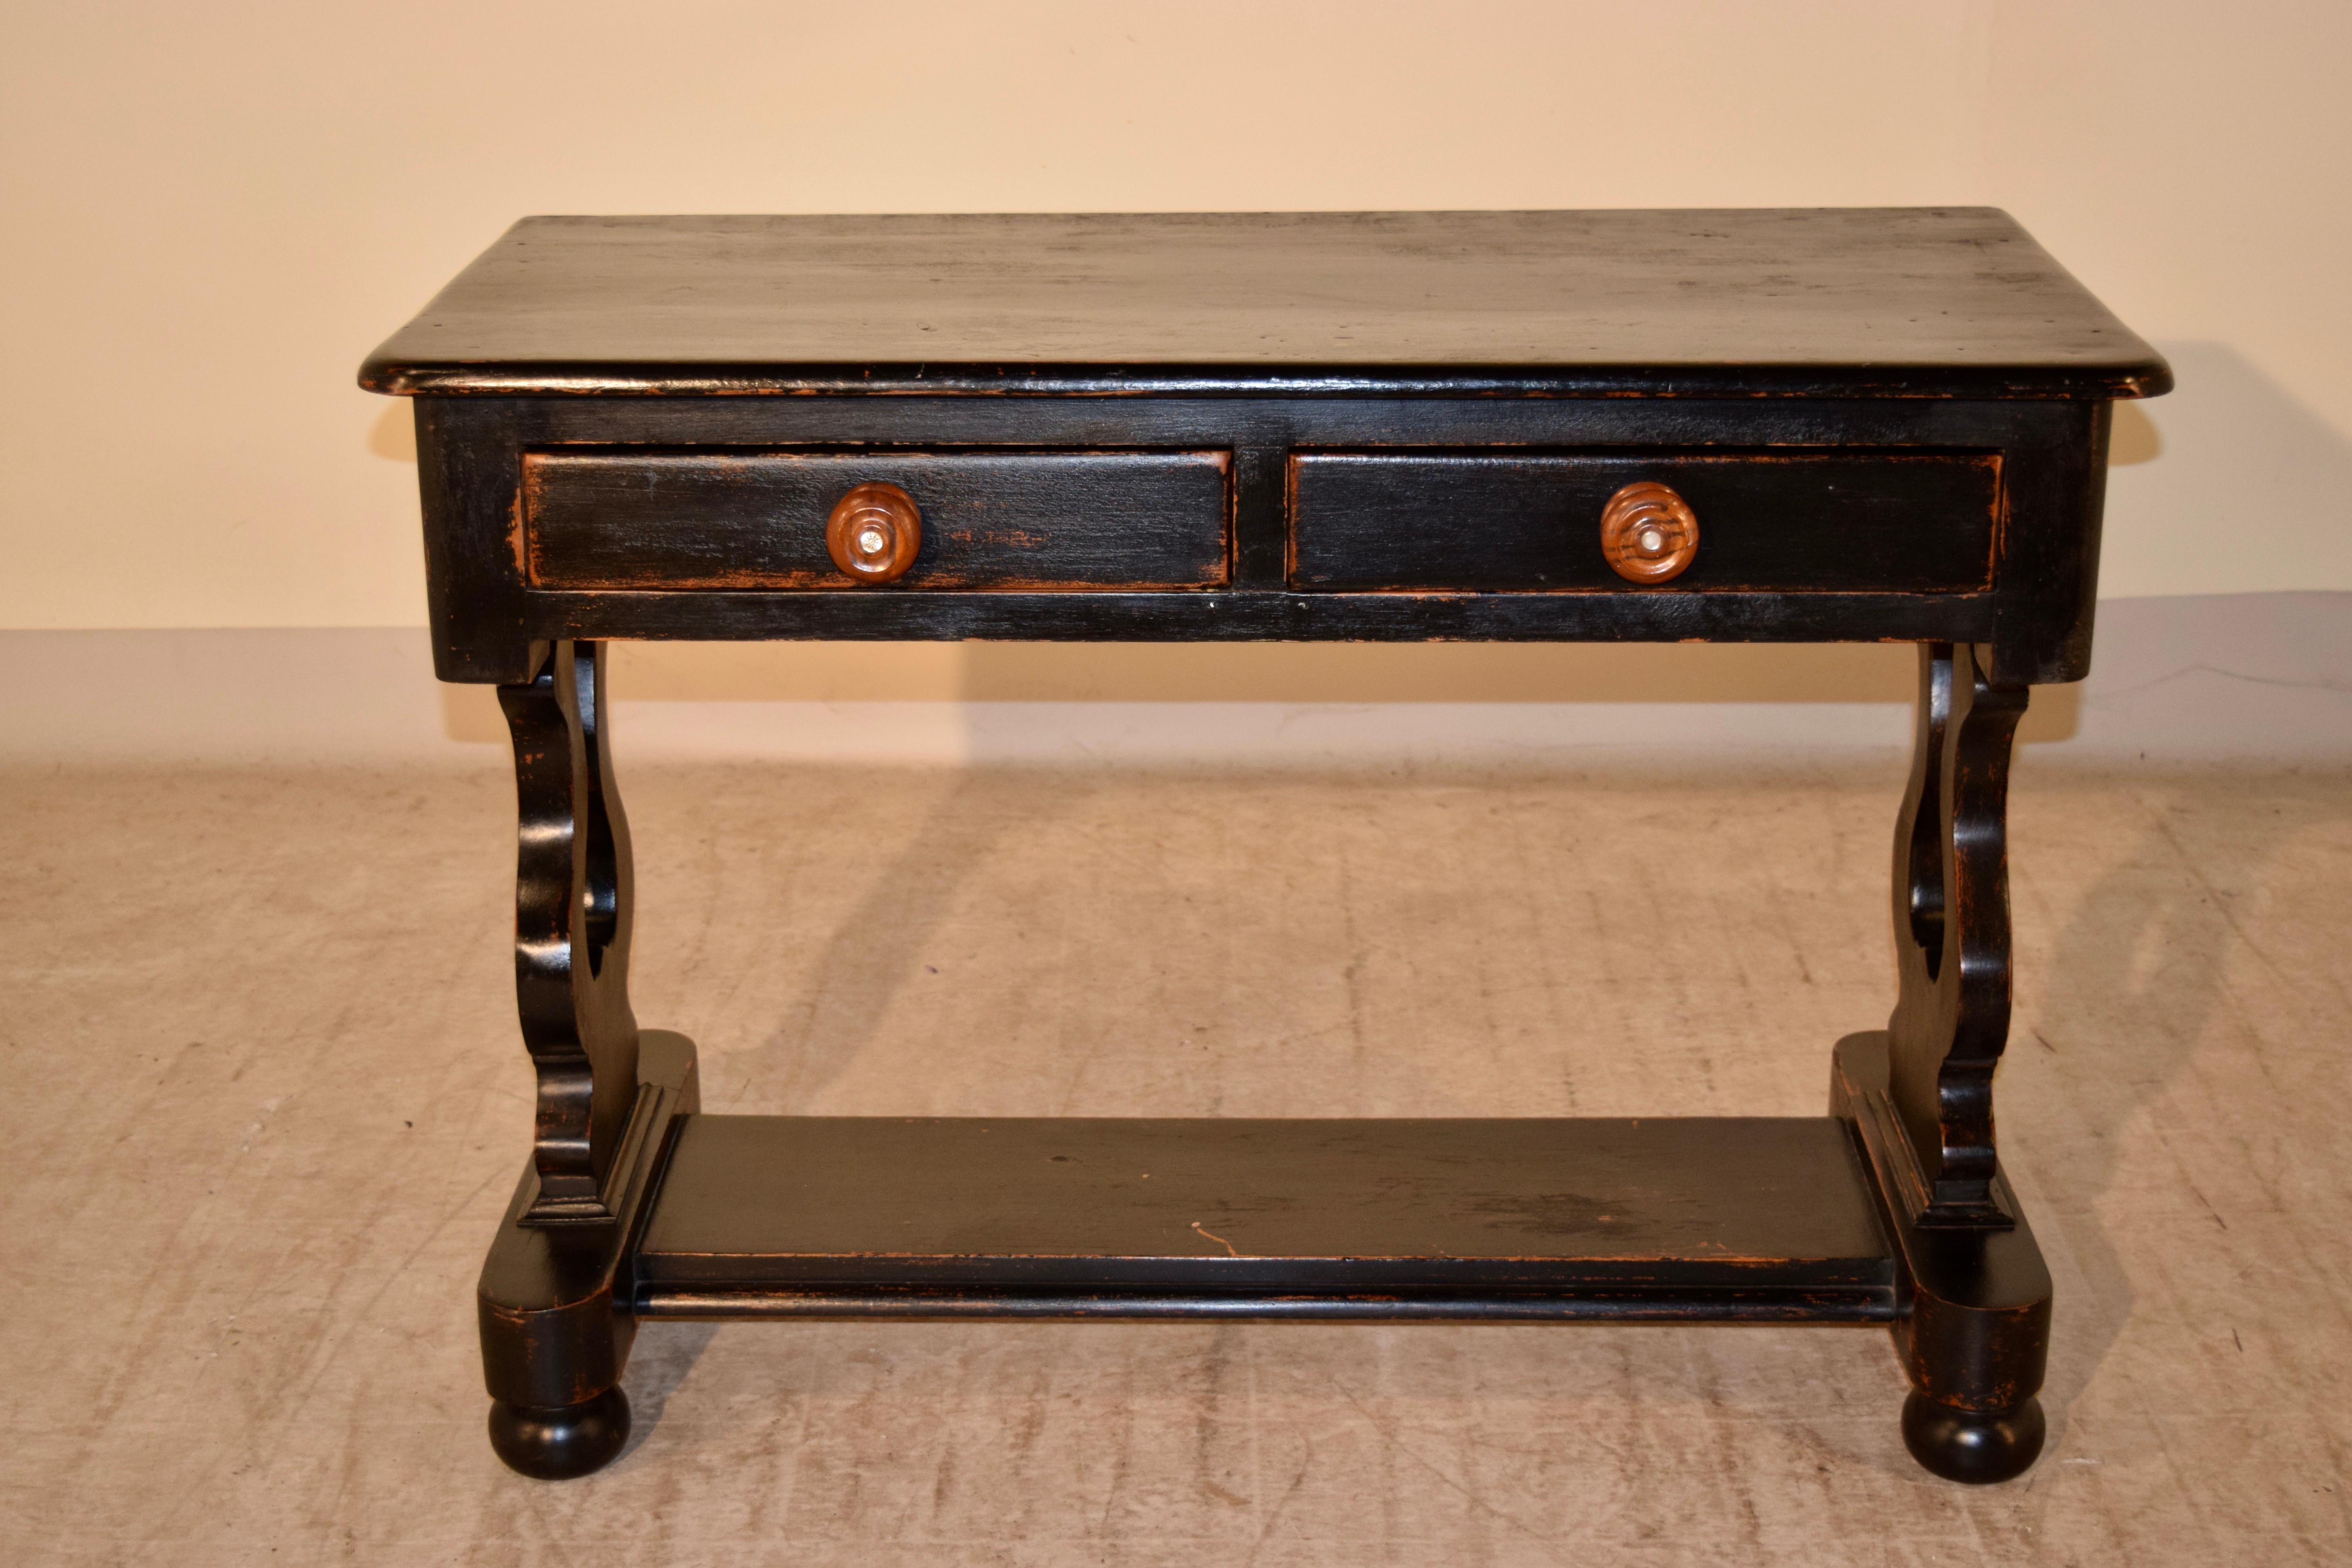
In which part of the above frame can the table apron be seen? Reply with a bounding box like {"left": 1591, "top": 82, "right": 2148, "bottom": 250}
{"left": 412, "top": 395, "right": 2104, "bottom": 683}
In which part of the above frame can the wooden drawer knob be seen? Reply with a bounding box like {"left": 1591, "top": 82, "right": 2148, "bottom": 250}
{"left": 826, "top": 482, "right": 922, "bottom": 583}
{"left": 1600, "top": 481, "right": 1698, "bottom": 584}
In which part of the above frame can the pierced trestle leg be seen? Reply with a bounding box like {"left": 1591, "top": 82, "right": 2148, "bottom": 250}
{"left": 1886, "top": 641, "right": 2028, "bottom": 1224}
{"left": 499, "top": 639, "right": 643, "bottom": 1222}
{"left": 478, "top": 641, "right": 698, "bottom": 1478}
{"left": 1837, "top": 641, "right": 2050, "bottom": 1484}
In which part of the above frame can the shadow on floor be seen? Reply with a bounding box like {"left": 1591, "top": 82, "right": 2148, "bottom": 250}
{"left": 2022, "top": 766, "right": 2352, "bottom": 1433}
{"left": 730, "top": 771, "right": 1098, "bottom": 1113}
{"left": 617, "top": 1321, "right": 722, "bottom": 1465}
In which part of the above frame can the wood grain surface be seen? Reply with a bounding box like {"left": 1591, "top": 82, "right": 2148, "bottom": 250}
{"left": 361, "top": 210, "right": 2170, "bottom": 399}
{"left": 633, "top": 1113, "right": 1895, "bottom": 1299}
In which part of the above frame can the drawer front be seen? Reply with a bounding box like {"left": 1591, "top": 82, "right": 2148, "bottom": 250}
{"left": 524, "top": 449, "right": 1231, "bottom": 591}
{"left": 1288, "top": 451, "right": 1999, "bottom": 592}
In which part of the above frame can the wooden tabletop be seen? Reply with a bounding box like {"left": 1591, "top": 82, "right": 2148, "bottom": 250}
{"left": 360, "top": 208, "right": 2168, "bottom": 400}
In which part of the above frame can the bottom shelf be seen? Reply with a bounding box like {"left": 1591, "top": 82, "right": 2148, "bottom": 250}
{"left": 478, "top": 1034, "right": 2058, "bottom": 1485}
{"left": 628, "top": 1112, "right": 1899, "bottom": 1323}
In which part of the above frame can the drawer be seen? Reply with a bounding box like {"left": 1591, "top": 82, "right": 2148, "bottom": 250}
{"left": 1288, "top": 451, "right": 1999, "bottom": 592}
{"left": 523, "top": 449, "right": 1231, "bottom": 590}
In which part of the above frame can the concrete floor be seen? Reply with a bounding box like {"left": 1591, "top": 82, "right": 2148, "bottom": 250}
{"left": 5, "top": 753, "right": 2349, "bottom": 1564}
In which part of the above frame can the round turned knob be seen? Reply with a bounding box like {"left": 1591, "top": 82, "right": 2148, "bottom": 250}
{"left": 1599, "top": 481, "right": 1699, "bottom": 584}
{"left": 825, "top": 482, "right": 922, "bottom": 584}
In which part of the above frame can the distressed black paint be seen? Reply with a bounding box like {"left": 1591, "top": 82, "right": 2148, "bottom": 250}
{"left": 371, "top": 210, "right": 2166, "bottom": 1486}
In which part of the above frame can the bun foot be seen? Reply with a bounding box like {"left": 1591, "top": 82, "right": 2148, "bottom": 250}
{"left": 488, "top": 1386, "right": 631, "bottom": 1479}
{"left": 1901, "top": 1390, "right": 2045, "bottom": 1484}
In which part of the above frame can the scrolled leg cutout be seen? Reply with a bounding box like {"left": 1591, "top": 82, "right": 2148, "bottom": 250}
{"left": 1886, "top": 641, "right": 2028, "bottom": 1225}
{"left": 498, "top": 639, "right": 641, "bottom": 1224}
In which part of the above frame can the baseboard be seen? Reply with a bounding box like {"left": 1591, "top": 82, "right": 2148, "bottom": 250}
{"left": 2, "top": 594, "right": 2344, "bottom": 766}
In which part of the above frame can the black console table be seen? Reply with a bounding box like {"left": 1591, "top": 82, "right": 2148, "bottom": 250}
{"left": 359, "top": 209, "right": 2169, "bottom": 1484}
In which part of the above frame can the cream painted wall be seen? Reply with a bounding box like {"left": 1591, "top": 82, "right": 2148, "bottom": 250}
{"left": 2, "top": 0, "right": 2346, "bottom": 634}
